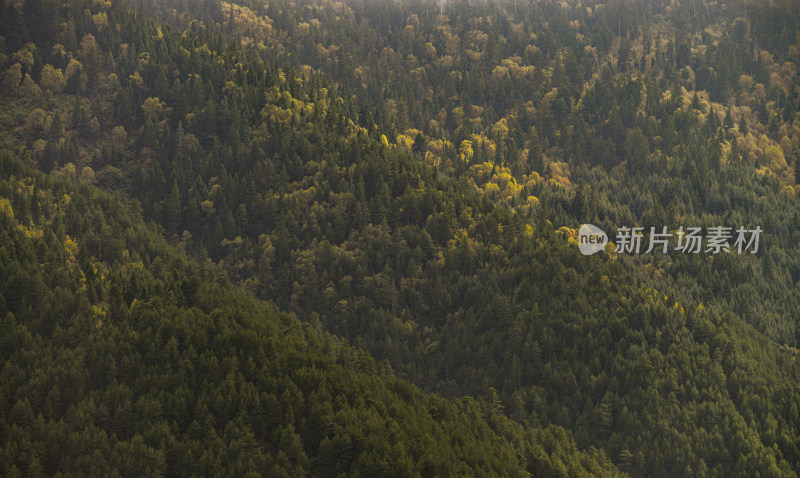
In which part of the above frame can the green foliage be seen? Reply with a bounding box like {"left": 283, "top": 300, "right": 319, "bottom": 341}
{"left": 1, "top": 0, "right": 800, "bottom": 476}
{"left": 0, "top": 154, "right": 620, "bottom": 476}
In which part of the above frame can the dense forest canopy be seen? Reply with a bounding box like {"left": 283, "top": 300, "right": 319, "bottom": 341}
{"left": 1, "top": 0, "right": 800, "bottom": 476}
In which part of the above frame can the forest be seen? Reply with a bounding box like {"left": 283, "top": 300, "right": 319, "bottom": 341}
{"left": 1, "top": 0, "right": 800, "bottom": 476}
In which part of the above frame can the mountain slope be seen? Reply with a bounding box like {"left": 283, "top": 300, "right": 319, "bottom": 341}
{"left": 0, "top": 154, "right": 622, "bottom": 476}
{"left": 1, "top": 0, "right": 800, "bottom": 476}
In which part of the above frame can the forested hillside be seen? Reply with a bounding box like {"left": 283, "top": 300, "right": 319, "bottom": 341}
{"left": 1, "top": 0, "right": 800, "bottom": 476}
{"left": 0, "top": 155, "right": 622, "bottom": 476}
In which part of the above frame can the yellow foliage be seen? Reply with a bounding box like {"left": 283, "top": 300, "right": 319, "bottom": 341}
{"left": 484, "top": 182, "right": 501, "bottom": 198}
{"left": 492, "top": 65, "right": 509, "bottom": 80}
{"left": 221, "top": 2, "right": 274, "bottom": 41}
{"left": 451, "top": 106, "right": 465, "bottom": 125}
{"left": 65, "top": 235, "right": 79, "bottom": 261}
{"left": 200, "top": 200, "right": 215, "bottom": 215}
{"left": 17, "top": 224, "right": 42, "bottom": 239}
{"left": 93, "top": 12, "right": 109, "bottom": 30}
{"left": 557, "top": 226, "right": 577, "bottom": 238}
{"left": 12, "top": 43, "right": 35, "bottom": 68}
{"left": 525, "top": 44, "right": 540, "bottom": 57}
{"left": 32, "top": 139, "right": 46, "bottom": 155}
{"left": 396, "top": 133, "right": 415, "bottom": 150}
{"left": 755, "top": 167, "right": 771, "bottom": 178}
{"left": 39, "top": 65, "right": 65, "bottom": 95}
{"left": 0, "top": 198, "right": 13, "bottom": 220}
{"left": 720, "top": 142, "right": 731, "bottom": 164}
{"left": 141, "top": 97, "right": 167, "bottom": 123}
{"left": 495, "top": 171, "right": 513, "bottom": 188}
{"left": 469, "top": 133, "right": 496, "bottom": 159}
{"left": 128, "top": 71, "right": 147, "bottom": 91}
{"left": 543, "top": 88, "right": 559, "bottom": 102}
{"left": 491, "top": 118, "right": 510, "bottom": 141}
{"left": 549, "top": 161, "right": 571, "bottom": 186}
{"left": 739, "top": 75, "right": 754, "bottom": 91}
{"left": 525, "top": 172, "right": 542, "bottom": 188}
{"left": 469, "top": 105, "right": 484, "bottom": 118}
{"left": 524, "top": 224, "right": 534, "bottom": 238}
{"left": 26, "top": 108, "right": 47, "bottom": 131}
{"left": 457, "top": 140, "right": 473, "bottom": 162}
{"left": 550, "top": 176, "right": 571, "bottom": 187}
{"left": 765, "top": 145, "right": 788, "bottom": 171}
{"left": 426, "top": 137, "right": 450, "bottom": 157}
